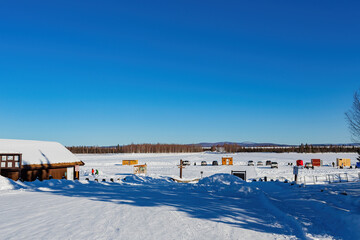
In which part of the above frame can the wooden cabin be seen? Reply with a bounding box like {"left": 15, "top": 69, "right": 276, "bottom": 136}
{"left": 0, "top": 139, "right": 84, "bottom": 181}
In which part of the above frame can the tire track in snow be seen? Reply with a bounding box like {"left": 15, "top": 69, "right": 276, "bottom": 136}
{"left": 258, "top": 191, "right": 309, "bottom": 240}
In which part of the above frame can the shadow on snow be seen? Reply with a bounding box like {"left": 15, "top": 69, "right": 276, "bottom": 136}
{"left": 22, "top": 177, "right": 307, "bottom": 238}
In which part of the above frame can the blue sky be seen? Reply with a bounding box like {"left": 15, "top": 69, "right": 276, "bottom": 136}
{"left": 0, "top": 0, "right": 359, "bottom": 146}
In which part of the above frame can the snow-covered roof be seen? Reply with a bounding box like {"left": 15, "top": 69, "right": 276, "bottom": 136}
{"left": 0, "top": 139, "right": 80, "bottom": 166}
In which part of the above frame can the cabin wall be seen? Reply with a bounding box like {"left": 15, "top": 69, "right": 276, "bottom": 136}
{"left": 0, "top": 167, "right": 74, "bottom": 181}
{"left": 20, "top": 168, "right": 69, "bottom": 181}
{"left": 0, "top": 170, "right": 20, "bottom": 180}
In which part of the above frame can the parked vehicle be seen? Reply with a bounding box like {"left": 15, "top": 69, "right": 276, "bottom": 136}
{"left": 248, "top": 160, "right": 255, "bottom": 166}
{"left": 182, "top": 160, "right": 190, "bottom": 166}
{"left": 356, "top": 162, "right": 360, "bottom": 168}
{"left": 271, "top": 162, "right": 278, "bottom": 168}
{"left": 305, "top": 162, "right": 313, "bottom": 169}
{"left": 212, "top": 161, "right": 218, "bottom": 166}
{"left": 257, "top": 161, "right": 263, "bottom": 166}
{"left": 201, "top": 161, "right": 207, "bottom": 166}
{"left": 266, "top": 160, "right": 272, "bottom": 166}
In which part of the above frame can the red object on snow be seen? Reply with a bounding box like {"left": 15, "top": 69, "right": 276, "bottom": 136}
{"left": 296, "top": 160, "right": 304, "bottom": 166}
{"left": 311, "top": 159, "right": 322, "bottom": 167}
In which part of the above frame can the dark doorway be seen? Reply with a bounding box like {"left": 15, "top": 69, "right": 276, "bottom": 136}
{"left": 231, "top": 171, "right": 246, "bottom": 181}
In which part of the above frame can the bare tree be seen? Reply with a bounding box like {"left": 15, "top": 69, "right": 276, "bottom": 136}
{"left": 345, "top": 90, "right": 360, "bottom": 143}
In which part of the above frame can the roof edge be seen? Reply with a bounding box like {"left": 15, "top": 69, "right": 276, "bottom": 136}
{"left": 22, "top": 161, "right": 85, "bottom": 170}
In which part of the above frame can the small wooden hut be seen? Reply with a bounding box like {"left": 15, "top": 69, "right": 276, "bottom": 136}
{"left": 336, "top": 158, "right": 351, "bottom": 167}
{"left": 222, "top": 157, "right": 233, "bottom": 165}
{"left": 134, "top": 164, "right": 147, "bottom": 174}
{"left": 122, "top": 160, "right": 138, "bottom": 165}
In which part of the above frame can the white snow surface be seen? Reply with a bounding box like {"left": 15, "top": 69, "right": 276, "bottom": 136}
{"left": 0, "top": 139, "right": 80, "bottom": 165}
{"left": 1, "top": 152, "right": 360, "bottom": 240}
{"left": 0, "top": 176, "right": 18, "bottom": 191}
{"left": 78, "top": 152, "right": 360, "bottom": 181}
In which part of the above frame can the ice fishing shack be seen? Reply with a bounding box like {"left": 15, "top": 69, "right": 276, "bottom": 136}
{"left": 222, "top": 157, "right": 233, "bottom": 165}
{"left": 336, "top": 158, "right": 351, "bottom": 167}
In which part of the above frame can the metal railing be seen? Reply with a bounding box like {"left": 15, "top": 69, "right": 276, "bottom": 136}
{"left": 297, "top": 172, "right": 360, "bottom": 185}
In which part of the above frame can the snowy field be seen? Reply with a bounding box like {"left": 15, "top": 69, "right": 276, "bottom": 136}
{"left": 78, "top": 152, "right": 360, "bottom": 183}
{"left": 1, "top": 152, "right": 360, "bottom": 240}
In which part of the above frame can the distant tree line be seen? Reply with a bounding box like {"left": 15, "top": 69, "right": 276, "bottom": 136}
{"left": 68, "top": 143, "right": 359, "bottom": 154}
{"left": 67, "top": 144, "right": 203, "bottom": 154}
{"left": 221, "top": 143, "right": 360, "bottom": 153}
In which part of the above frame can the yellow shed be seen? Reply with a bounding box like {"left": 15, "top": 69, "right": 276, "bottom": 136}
{"left": 122, "top": 160, "right": 138, "bottom": 165}
{"left": 222, "top": 157, "right": 233, "bottom": 165}
{"left": 336, "top": 158, "right": 351, "bottom": 167}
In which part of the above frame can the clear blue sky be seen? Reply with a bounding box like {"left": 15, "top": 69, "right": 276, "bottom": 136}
{"left": 0, "top": 0, "right": 359, "bottom": 146}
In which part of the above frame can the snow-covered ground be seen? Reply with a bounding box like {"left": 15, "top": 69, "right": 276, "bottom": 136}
{"left": 1, "top": 152, "right": 359, "bottom": 240}
{"left": 78, "top": 152, "right": 360, "bottom": 182}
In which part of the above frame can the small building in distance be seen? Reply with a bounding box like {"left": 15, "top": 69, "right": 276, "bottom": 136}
{"left": 311, "top": 159, "right": 323, "bottom": 167}
{"left": 336, "top": 158, "right": 351, "bottom": 167}
{"left": 134, "top": 164, "right": 147, "bottom": 175}
{"left": 122, "top": 160, "right": 138, "bottom": 165}
{"left": 222, "top": 157, "right": 233, "bottom": 165}
{"left": 0, "top": 139, "right": 84, "bottom": 181}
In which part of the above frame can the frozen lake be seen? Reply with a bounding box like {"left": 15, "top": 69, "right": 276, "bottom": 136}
{"left": 77, "top": 152, "right": 360, "bottom": 182}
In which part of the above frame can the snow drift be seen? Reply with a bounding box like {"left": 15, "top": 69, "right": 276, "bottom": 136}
{"left": 0, "top": 175, "right": 19, "bottom": 191}
{"left": 198, "top": 174, "right": 255, "bottom": 196}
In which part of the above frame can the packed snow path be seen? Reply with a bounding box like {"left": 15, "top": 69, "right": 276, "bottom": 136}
{"left": 254, "top": 181, "right": 360, "bottom": 240}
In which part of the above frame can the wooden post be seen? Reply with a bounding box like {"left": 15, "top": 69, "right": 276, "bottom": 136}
{"left": 180, "top": 159, "right": 183, "bottom": 179}
{"left": 19, "top": 154, "right": 22, "bottom": 181}
{"left": 293, "top": 166, "right": 298, "bottom": 183}
{"left": 177, "top": 159, "right": 186, "bottom": 179}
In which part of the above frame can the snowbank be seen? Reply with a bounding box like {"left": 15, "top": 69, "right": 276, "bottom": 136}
{"left": 198, "top": 174, "right": 254, "bottom": 195}
{"left": 0, "top": 176, "right": 18, "bottom": 191}
{"left": 198, "top": 173, "right": 244, "bottom": 185}
{"left": 123, "top": 174, "right": 173, "bottom": 185}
